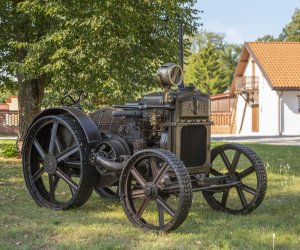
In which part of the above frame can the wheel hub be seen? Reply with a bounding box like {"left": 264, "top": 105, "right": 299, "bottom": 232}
{"left": 224, "top": 173, "right": 238, "bottom": 182}
{"left": 44, "top": 153, "right": 57, "bottom": 175}
{"left": 143, "top": 183, "right": 158, "bottom": 199}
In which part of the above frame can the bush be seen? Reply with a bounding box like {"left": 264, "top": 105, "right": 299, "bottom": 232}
{"left": 3, "top": 144, "right": 18, "bottom": 158}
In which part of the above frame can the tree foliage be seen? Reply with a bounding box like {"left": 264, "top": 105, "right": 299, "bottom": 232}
{"left": 0, "top": 0, "right": 200, "bottom": 139}
{"left": 256, "top": 35, "right": 279, "bottom": 42}
{"left": 1, "top": 0, "right": 200, "bottom": 103}
{"left": 185, "top": 31, "right": 241, "bottom": 95}
{"left": 280, "top": 8, "right": 300, "bottom": 41}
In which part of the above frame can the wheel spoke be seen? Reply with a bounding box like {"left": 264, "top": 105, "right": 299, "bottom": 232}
{"left": 156, "top": 195, "right": 175, "bottom": 217}
{"left": 33, "top": 138, "right": 46, "bottom": 160}
{"left": 49, "top": 122, "right": 58, "bottom": 154}
{"left": 69, "top": 185, "right": 76, "bottom": 196}
{"left": 210, "top": 168, "right": 222, "bottom": 176}
{"left": 150, "top": 157, "right": 158, "bottom": 178}
{"left": 220, "top": 152, "right": 231, "bottom": 171}
{"left": 230, "top": 151, "right": 241, "bottom": 173}
{"left": 131, "top": 189, "right": 145, "bottom": 199}
{"left": 153, "top": 162, "right": 169, "bottom": 185}
{"left": 48, "top": 174, "right": 55, "bottom": 203}
{"left": 64, "top": 161, "right": 81, "bottom": 169}
{"left": 221, "top": 188, "right": 230, "bottom": 206}
{"left": 53, "top": 175, "right": 60, "bottom": 191}
{"left": 55, "top": 137, "right": 63, "bottom": 153}
{"left": 240, "top": 184, "right": 256, "bottom": 195}
{"left": 55, "top": 169, "right": 78, "bottom": 191}
{"left": 130, "top": 167, "right": 147, "bottom": 187}
{"left": 239, "top": 166, "right": 255, "bottom": 179}
{"left": 236, "top": 186, "right": 247, "bottom": 208}
{"left": 56, "top": 144, "right": 79, "bottom": 163}
{"left": 32, "top": 166, "right": 45, "bottom": 182}
{"left": 136, "top": 198, "right": 149, "bottom": 218}
{"left": 157, "top": 203, "right": 164, "bottom": 227}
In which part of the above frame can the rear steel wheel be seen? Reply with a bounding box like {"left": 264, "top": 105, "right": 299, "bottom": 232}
{"left": 202, "top": 144, "right": 267, "bottom": 214}
{"left": 22, "top": 115, "right": 97, "bottom": 210}
{"left": 120, "top": 149, "right": 192, "bottom": 232}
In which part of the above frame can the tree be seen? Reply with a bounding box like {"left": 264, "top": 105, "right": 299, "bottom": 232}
{"left": 0, "top": 90, "right": 16, "bottom": 103}
{"left": 221, "top": 44, "right": 242, "bottom": 85}
{"left": 184, "top": 31, "right": 241, "bottom": 94}
{"left": 194, "top": 42, "right": 227, "bottom": 95}
{"left": 257, "top": 35, "right": 278, "bottom": 42}
{"left": 0, "top": 0, "right": 200, "bottom": 142}
{"left": 280, "top": 8, "right": 300, "bottom": 41}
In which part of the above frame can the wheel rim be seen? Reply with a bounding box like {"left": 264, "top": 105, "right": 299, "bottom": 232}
{"left": 23, "top": 117, "right": 84, "bottom": 209}
{"left": 120, "top": 150, "right": 191, "bottom": 232}
{"left": 94, "top": 185, "right": 120, "bottom": 200}
{"left": 204, "top": 144, "right": 266, "bottom": 213}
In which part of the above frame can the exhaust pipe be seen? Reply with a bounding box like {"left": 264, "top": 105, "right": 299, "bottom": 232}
{"left": 178, "top": 24, "right": 185, "bottom": 90}
{"left": 179, "top": 24, "right": 184, "bottom": 70}
{"left": 90, "top": 153, "right": 125, "bottom": 172}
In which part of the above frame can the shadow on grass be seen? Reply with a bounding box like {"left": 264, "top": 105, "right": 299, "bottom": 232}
{"left": 1, "top": 144, "right": 300, "bottom": 249}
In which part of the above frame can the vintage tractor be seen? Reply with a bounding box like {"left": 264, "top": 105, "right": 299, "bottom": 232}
{"left": 22, "top": 62, "right": 267, "bottom": 232}
{"left": 22, "top": 26, "right": 266, "bottom": 232}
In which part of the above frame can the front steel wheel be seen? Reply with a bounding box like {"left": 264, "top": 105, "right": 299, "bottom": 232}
{"left": 22, "top": 115, "right": 97, "bottom": 210}
{"left": 120, "top": 149, "right": 192, "bottom": 232}
{"left": 202, "top": 144, "right": 267, "bottom": 214}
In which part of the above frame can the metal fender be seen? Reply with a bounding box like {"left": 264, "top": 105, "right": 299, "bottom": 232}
{"left": 28, "top": 107, "right": 102, "bottom": 144}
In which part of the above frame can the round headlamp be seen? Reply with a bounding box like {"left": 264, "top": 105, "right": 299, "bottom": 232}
{"left": 156, "top": 63, "right": 183, "bottom": 89}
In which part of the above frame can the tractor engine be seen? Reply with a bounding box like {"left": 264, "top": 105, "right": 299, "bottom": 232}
{"left": 89, "top": 63, "right": 211, "bottom": 178}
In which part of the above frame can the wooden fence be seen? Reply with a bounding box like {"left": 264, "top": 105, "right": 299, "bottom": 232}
{"left": 0, "top": 110, "right": 234, "bottom": 136}
{"left": 211, "top": 112, "right": 233, "bottom": 134}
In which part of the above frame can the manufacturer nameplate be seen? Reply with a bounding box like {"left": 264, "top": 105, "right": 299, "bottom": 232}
{"left": 180, "top": 99, "right": 208, "bottom": 117}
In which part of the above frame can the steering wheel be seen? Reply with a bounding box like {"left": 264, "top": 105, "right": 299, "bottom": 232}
{"left": 61, "top": 90, "right": 89, "bottom": 107}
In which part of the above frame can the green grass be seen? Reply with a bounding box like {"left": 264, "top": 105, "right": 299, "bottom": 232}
{"left": 0, "top": 140, "right": 299, "bottom": 249}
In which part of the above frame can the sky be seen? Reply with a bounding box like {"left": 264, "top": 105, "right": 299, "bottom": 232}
{"left": 195, "top": 0, "right": 300, "bottom": 44}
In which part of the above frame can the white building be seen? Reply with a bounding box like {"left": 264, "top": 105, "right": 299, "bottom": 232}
{"left": 231, "top": 42, "right": 300, "bottom": 136}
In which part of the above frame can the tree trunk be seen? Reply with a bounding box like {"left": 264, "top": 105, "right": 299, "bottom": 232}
{"left": 17, "top": 77, "right": 45, "bottom": 152}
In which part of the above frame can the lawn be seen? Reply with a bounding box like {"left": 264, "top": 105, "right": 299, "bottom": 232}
{"left": 0, "top": 140, "right": 299, "bottom": 249}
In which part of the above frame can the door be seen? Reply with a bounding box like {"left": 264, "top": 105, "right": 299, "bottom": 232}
{"left": 252, "top": 104, "right": 259, "bottom": 132}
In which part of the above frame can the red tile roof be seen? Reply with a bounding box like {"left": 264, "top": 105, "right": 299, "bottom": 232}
{"left": 0, "top": 104, "right": 9, "bottom": 110}
{"left": 246, "top": 42, "right": 300, "bottom": 89}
